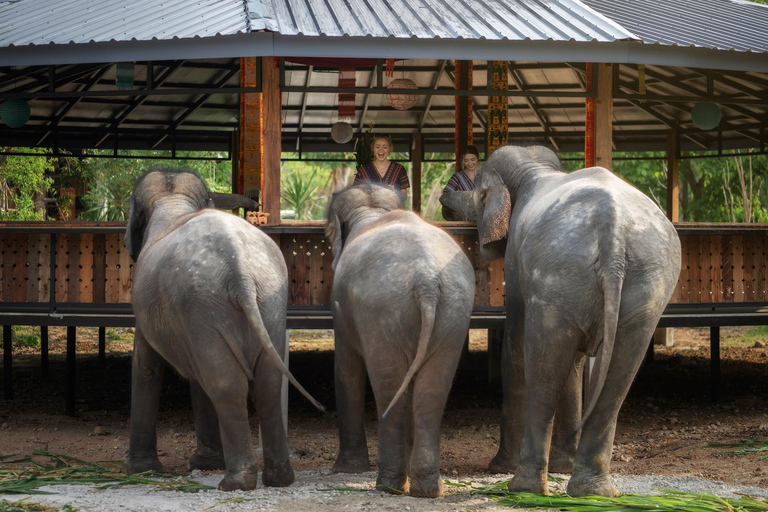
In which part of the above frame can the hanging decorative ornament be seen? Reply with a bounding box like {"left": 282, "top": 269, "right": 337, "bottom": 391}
{"left": 386, "top": 78, "right": 418, "bottom": 111}
{"left": 331, "top": 121, "right": 354, "bottom": 144}
{"left": 691, "top": 102, "right": 721, "bottom": 131}
{"left": 0, "top": 98, "right": 30, "bottom": 128}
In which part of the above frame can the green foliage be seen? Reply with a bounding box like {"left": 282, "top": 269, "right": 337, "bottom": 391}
{"left": 354, "top": 131, "right": 374, "bottom": 168}
{"left": 0, "top": 149, "right": 54, "bottom": 221}
{"left": 281, "top": 168, "right": 322, "bottom": 220}
{"left": 76, "top": 151, "right": 232, "bottom": 221}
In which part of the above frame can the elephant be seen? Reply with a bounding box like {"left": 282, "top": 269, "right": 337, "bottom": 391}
{"left": 326, "top": 184, "right": 475, "bottom": 498}
{"left": 441, "top": 145, "right": 681, "bottom": 497}
{"left": 124, "top": 170, "right": 323, "bottom": 491}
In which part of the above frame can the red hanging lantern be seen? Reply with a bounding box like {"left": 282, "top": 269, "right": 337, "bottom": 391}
{"left": 386, "top": 78, "right": 418, "bottom": 111}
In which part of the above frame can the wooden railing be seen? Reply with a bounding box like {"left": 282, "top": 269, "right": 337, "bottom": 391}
{"left": 1, "top": 221, "right": 768, "bottom": 308}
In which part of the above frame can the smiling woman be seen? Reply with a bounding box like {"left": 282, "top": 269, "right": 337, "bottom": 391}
{"left": 352, "top": 134, "right": 410, "bottom": 198}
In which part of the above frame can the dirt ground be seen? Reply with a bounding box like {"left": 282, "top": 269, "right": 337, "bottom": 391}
{"left": 1, "top": 326, "right": 768, "bottom": 491}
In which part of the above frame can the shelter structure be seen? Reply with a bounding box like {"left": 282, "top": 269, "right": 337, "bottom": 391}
{"left": 1, "top": 0, "right": 768, "bottom": 411}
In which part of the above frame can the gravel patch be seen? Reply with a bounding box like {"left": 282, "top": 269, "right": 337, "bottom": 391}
{"left": 7, "top": 470, "right": 768, "bottom": 511}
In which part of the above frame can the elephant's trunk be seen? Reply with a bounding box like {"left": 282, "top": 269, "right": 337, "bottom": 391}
{"left": 440, "top": 191, "right": 476, "bottom": 221}
{"left": 209, "top": 192, "right": 260, "bottom": 211}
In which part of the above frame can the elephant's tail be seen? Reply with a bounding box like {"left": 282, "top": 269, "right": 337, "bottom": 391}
{"left": 240, "top": 294, "right": 326, "bottom": 413}
{"left": 381, "top": 294, "right": 437, "bottom": 421}
{"left": 576, "top": 248, "right": 625, "bottom": 434}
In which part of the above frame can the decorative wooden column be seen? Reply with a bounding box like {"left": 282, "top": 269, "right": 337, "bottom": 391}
{"left": 238, "top": 57, "right": 281, "bottom": 225}
{"left": 239, "top": 57, "right": 260, "bottom": 198}
{"left": 666, "top": 130, "right": 680, "bottom": 222}
{"left": 412, "top": 133, "right": 422, "bottom": 214}
{"left": 262, "top": 57, "right": 282, "bottom": 225}
{"left": 585, "top": 63, "right": 613, "bottom": 170}
{"left": 455, "top": 60, "right": 473, "bottom": 171}
{"left": 486, "top": 61, "right": 509, "bottom": 156}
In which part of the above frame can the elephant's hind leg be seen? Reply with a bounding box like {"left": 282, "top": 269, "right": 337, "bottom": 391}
{"left": 126, "top": 330, "right": 166, "bottom": 474}
{"left": 567, "top": 320, "right": 655, "bottom": 498}
{"left": 251, "top": 350, "right": 294, "bottom": 487}
{"left": 548, "top": 356, "right": 584, "bottom": 474}
{"left": 202, "top": 371, "right": 259, "bottom": 491}
{"left": 407, "top": 350, "right": 461, "bottom": 498}
{"left": 511, "top": 312, "right": 580, "bottom": 495}
{"left": 332, "top": 332, "right": 371, "bottom": 474}
{"left": 189, "top": 381, "right": 225, "bottom": 471}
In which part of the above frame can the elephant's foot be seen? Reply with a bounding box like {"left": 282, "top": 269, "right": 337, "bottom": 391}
{"left": 488, "top": 452, "right": 518, "bottom": 474}
{"left": 332, "top": 455, "right": 371, "bottom": 474}
{"left": 188, "top": 451, "right": 226, "bottom": 471}
{"left": 510, "top": 466, "right": 548, "bottom": 495}
{"left": 125, "top": 454, "right": 165, "bottom": 474}
{"left": 376, "top": 471, "right": 408, "bottom": 495}
{"left": 547, "top": 453, "right": 574, "bottom": 474}
{"left": 218, "top": 468, "right": 259, "bottom": 491}
{"left": 262, "top": 460, "right": 295, "bottom": 487}
{"left": 409, "top": 472, "right": 443, "bottom": 498}
{"left": 567, "top": 472, "right": 619, "bottom": 497}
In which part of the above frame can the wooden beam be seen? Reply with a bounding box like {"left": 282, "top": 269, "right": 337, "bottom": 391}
{"left": 666, "top": 130, "right": 680, "bottom": 222}
{"left": 262, "top": 57, "right": 282, "bottom": 226}
{"left": 412, "top": 133, "right": 422, "bottom": 215}
{"left": 595, "top": 63, "right": 613, "bottom": 171}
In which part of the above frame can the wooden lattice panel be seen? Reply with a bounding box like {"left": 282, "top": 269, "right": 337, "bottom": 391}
{"left": 0, "top": 232, "right": 134, "bottom": 304}
{"left": 278, "top": 234, "right": 335, "bottom": 306}
{"left": 674, "top": 234, "right": 767, "bottom": 303}
{"left": 449, "top": 234, "right": 506, "bottom": 307}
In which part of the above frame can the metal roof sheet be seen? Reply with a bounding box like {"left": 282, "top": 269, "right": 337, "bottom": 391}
{"left": 0, "top": 0, "right": 248, "bottom": 46}
{"left": 582, "top": 0, "right": 768, "bottom": 53}
{"left": 261, "top": 0, "right": 639, "bottom": 42}
{"left": 0, "top": 0, "right": 636, "bottom": 47}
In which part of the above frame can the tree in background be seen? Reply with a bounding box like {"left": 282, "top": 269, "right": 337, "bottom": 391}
{"left": 0, "top": 148, "right": 54, "bottom": 220}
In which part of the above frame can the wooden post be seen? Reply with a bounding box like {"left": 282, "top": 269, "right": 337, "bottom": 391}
{"left": 666, "top": 130, "right": 680, "bottom": 222}
{"left": 262, "top": 57, "right": 282, "bottom": 225}
{"left": 231, "top": 130, "right": 239, "bottom": 195}
{"left": 66, "top": 326, "right": 76, "bottom": 416}
{"left": 455, "top": 61, "right": 473, "bottom": 171}
{"left": 594, "top": 63, "right": 613, "bottom": 171}
{"left": 3, "top": 325, "right": 12, "bottom": 400}
{"left": 412, "top": 133, "right": 422, "bottom": 214}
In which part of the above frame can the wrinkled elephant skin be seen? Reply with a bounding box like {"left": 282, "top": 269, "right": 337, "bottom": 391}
{"left": 124, "top": 170, "right": 321, "bottom": 491}
{"left": 326, "top": 184, "right": 475, "bottom": 498}
{"left": 444, "top": 146, "right": 681, "bottom": 497}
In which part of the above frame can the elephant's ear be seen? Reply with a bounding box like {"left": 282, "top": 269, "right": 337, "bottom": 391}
{"left": 326, "top": 213, "right": 344, "bottom": 272}
{"left": 478, "top": 172, "right": 511, "bottom": 262}
{"left": 125, "top": 197, "right": 147, "bottom": 262}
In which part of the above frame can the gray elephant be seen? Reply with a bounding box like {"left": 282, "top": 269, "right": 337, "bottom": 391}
{"left": 124, "top": 170, "right": 323, "bottom": 491}
{"left": 326, "top": 184, "right": 475, "bottom": 498}
{"left": 441, "top": 145, "right": 681, "bottom": 497}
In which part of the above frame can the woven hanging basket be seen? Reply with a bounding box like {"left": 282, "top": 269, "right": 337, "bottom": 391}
{"left": 386, "top": 78, "right": 418, "bottom": 111}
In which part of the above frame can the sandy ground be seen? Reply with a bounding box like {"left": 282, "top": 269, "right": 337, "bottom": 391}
{"left": 1, "top": 327, "right": 768, "bottom": 510}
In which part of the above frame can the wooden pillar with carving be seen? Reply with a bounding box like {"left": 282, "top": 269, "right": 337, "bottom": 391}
{"left": 666, "top": 130, "right": 680, "bottom": 222}
{"left": 486, "top": 61, "right": 509, "bottom": 157}
{"left": 262, "top": 57, "right": 282, "bottom": 225}
{"left": 585, "top": 63, "right": 613, "bottom": 170}
{"left": 238, "top": 57, "right": 282, "bottom": 225}
{"left": 455, "top": 60, "right": 473, "bottom": 172}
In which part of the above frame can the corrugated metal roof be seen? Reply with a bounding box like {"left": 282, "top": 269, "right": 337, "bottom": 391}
{"left": 260, "top": 0, "right": 637, "bottom": 42}
{"left": 582, "top": 0, "right": 768, "bottom": 53}
{"left": 0, "top": 0, "right": 248, "bottom": 46}
{"left": 0, "top": 0, "right": 636, "bottom": 47}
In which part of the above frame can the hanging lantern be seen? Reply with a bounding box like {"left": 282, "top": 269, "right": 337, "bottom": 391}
{"left": 386, "top": 78, "right": 418, "bottom": 111}
{"left": 331, "top": 121, "right": 354, "bottom": 144}
{"left": 115, "top": 63, "right": 135, "bottom": 90}
{"left": 691, "top": 102, "right": 721, "bottom": 131}
{"left": 0, "top": 99, "right": 30, "bottom": 128}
